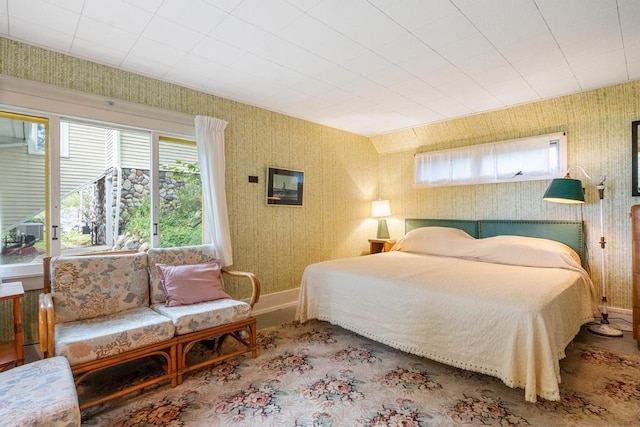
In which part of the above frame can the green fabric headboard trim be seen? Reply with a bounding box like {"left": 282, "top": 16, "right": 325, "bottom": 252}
{"left": 404, "top": 218, "right": 585, "bottom": 266}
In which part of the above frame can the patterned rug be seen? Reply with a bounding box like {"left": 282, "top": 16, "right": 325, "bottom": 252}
{"left": 81, "top": 320, "right": 640, "bottom": 426}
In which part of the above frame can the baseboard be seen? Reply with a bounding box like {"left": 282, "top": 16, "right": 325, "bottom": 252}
{"left": 593, "top": 306, "right": 633, "bottom": 332}
{"left": 248, "top": 287, "right": 300, "bottom": 317}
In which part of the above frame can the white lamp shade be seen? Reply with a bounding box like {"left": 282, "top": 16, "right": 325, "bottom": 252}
{"left": 371, "top": 200, "right": 391, "bottom": 218}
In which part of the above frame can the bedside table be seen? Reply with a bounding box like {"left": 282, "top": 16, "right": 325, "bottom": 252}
{"left": 368, "top": 238, "right": 396, "bottom": 254}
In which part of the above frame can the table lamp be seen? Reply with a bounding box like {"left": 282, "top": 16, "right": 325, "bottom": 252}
{"left": 372, "top": 199, "right": 390, "bottom": 239}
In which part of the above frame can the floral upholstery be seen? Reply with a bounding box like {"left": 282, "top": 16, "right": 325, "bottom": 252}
{"left": 55, "top": 307, "right": 175, "bottom": 365}
{"left": 0, "top": 356, "right": 80, "bottom": 427}
{"left": 51, "top": 253, "right": 150, "bottom": 323}
{"left": 151, "top": 299, "right": 251, "bottom": 335}
{"left": 147, "top": 244, "right": 218, "bottom": 304}
{"left": 38, "top": 244, "right": 258, "bottom": 410}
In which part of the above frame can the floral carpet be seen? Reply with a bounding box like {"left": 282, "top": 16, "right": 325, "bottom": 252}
{"left": 81, "top": 320, "right": 640, "bottom": 426}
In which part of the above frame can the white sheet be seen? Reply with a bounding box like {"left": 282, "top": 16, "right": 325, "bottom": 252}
{"left": 295, "top": 250, "right": 595, "bottom": 402}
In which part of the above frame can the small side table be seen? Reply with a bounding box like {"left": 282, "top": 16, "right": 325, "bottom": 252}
{"left": 0, "top": 281, "right": 24, "bottom": 371}
{"left": 368, "top": 238, "right": 396, "bottom": 254}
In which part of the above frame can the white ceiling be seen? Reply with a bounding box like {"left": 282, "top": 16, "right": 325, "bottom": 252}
{"left": 1, "top": 0, "right": 639, "bottom": 137}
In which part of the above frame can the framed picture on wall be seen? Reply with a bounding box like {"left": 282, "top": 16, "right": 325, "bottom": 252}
{"left": 266, "top": 167, "right": 304, "bottom": 206}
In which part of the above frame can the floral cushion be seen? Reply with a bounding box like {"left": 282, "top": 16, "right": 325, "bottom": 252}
{"left": 147, "top": 244, "right": 218, "bottom": 304}
{"left": 51, "top": 253, "right": 150, "bottom": 323}
{"left": 55, "top": 307, "right": 175, "bottom": 365}
{"left": 151, "top": 299, "right": 251, "bottom": 335}
{"left": 0, "top": 356, "right": 80, "bottom": 427}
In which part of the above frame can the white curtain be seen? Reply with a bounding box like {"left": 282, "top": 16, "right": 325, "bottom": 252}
{"left": 195, "top": 116, "right": 233, "bottom": 266}
{"left": 415, "top": 150, "right": 451, "bottom": 185}
{"left": 451, "top": 143, "right": 494, "bottom": 184}
{"left": 494, "top": 135, "right": 552, "bottom": 179}
{"left": 415, "top": 133, "right": 563, "bottom": 187}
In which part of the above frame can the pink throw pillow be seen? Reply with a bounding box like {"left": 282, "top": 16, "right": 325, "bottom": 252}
{"left": 157, "top": 261, "right": 230, "bottom": 307}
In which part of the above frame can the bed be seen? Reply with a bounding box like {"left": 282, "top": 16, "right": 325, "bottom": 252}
{"left": 295, "top": 219, "right": 597, "bottom": 403}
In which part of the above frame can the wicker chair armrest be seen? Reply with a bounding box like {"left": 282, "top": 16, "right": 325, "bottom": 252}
{"left": 221, "top": 267, "right": 261, "bottom": 308}
{"left": 38, "top": 293, "right": 55, "bottom": 357}
{"left": 38, "top": 293, "right": 47, "bottom": 354}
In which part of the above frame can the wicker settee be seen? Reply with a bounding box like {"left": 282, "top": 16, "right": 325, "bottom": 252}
{"left": 39, "top": 244, "right": 260, "bottom": 410}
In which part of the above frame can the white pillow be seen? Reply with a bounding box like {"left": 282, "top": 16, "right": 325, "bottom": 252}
{"left": 470, "top": 235, "right": 582, "bottom": 269}
{"left": 393, "top": 227, "right": 583, "bottom": 271}
{"left": 392, "top": 226, "right": 475, "bottom": 255}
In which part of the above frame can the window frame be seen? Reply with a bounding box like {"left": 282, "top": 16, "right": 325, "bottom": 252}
{"left": 414, "top": 132, "right": 567, "bottom": 188}
{"left": 0, "top": 76, "right": 195, "bottom": 281}
{"left": 0, "top": 111, "right": 52, "bottom": 280}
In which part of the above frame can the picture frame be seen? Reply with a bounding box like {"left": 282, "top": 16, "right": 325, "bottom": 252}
{"left": 266, "top": 167, "right": 304, "bottom": 206}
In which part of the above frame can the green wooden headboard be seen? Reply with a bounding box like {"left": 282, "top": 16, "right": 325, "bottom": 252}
{"left": 405, "top": 218, "right": 585, "bottom": 266}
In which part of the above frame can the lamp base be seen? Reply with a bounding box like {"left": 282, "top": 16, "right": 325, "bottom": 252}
{"left": 376, "top": 219, "right": 390, "bottom": 239}
{"left": 587, "top": 322, "right": 623, "bottom": 338}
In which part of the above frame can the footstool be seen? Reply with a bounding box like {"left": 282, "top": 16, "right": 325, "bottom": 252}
{"left": 0, "top": 356, "right": 80, "bottom": 426}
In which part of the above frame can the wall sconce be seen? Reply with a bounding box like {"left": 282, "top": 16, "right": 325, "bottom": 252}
{"left": 543, "top": 170, "right": 622, "bottom": 337}
{"left": 371, "top": 199, "right": 390, "bottom": 239}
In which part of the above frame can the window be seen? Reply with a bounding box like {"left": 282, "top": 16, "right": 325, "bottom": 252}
{"left": 1, "top": 110, "right": 196, "bottom": 278}
{"left": 0, "top": 112, "right": 48, "bottom": 268}
{"left": 57, "top": 122, "right": 200, "bottom": 255}
{"left": 0, "top": 80, "right": 196, "bottom": 279}
{"left": 414, "top": 132, "right": 567, "bottom": 187}
{"left": 158, "top": 137, "right": 202, "bottom": 247}
{"left": 57, "top": 122, "right": 71, "bottom": 157}
{"left": 113, "top": 127, "right": 152, "bottom": 251}
{"left": 26, "top": 122, "right": 46, "bottom": 154}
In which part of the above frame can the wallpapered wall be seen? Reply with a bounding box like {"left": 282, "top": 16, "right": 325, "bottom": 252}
{"left": 0, "top": 38, "right": 379, "bottom": 304}
{"left": 372, "top": 81, "right": 640, "bottom": 310}
{"left": 1, "top": 36, "right": 637, "bottom": 317}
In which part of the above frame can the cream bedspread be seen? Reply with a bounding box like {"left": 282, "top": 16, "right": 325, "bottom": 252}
{"left": 295, "top": 229, "right": 596, "bottom": 402}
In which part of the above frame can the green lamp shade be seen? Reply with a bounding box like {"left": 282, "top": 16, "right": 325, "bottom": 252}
{"left": 543, "top": 178, "right": 585, "bottom": 203}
